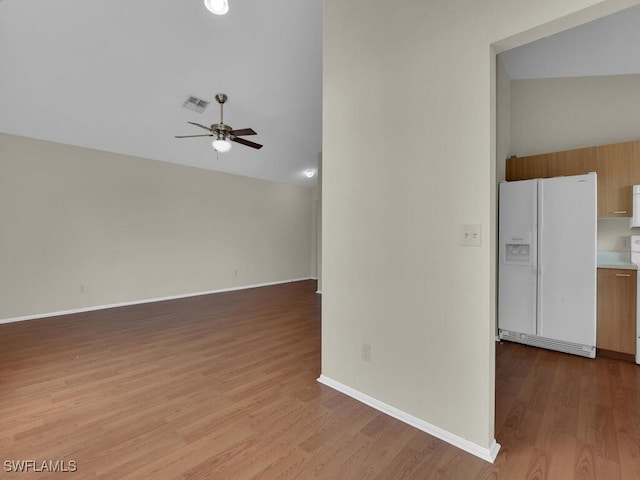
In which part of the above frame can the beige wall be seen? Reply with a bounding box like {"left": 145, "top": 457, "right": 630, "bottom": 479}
{"left": 322, "top": 0, "right": 638, "bottom": 455}
{"left": 496, "top": 58, "right": 512, "bottom": 337}
{"left": 510, "top": 74, "right": 640, "bottom": 157}
{"left": 496, "top": 59, "right": 511, "bottom": 185}
{"left": 0, "top": 133, "right": 314, "bottom": 320}
{"left": 598, "top": 218, "right": 634, "bottom": 250}
{"left": 314, "top": 153, "right": 323, "bottom": 292}
{"left": 310, "top": 184, "right": 319, "bottom": 280}
{"left": 510, "top": 74, "right": 640, "bottom": 251}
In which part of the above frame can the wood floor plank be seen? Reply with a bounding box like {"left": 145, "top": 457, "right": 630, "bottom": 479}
{"left": 523, "top": 448, "right": 551, "bottom": 480}
{"left": 612, "top": 408, "right": 640, "bottom": 480}
{"left": 1, "top": 281, "right": 640, "bottom": 479}
{"left": 349, "top": 418, "right": 425, "bottom": 480}
{"left": 545, "top": 436, "right": 577, "bottom": 480}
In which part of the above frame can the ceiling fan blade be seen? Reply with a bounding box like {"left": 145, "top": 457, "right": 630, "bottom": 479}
{"left": 174, "top": 134, "right": 214, "bottom": 138}
{"left": 229, "top": 128, "right": 257, "bottom": 136}
{"left": 231, "top": 137, "right": 263, "bottom": 149}
{"left": 188, "top": 121, "right": 213, "bottom": 132}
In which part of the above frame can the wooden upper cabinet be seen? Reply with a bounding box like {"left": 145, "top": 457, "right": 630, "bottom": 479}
{"left": 505, "top": 140, "right": 640, "bottom": 218}
{"left": 596, "top": 141, "right": 634, "bottom": 218}
{"left": 505, "top": 146, "right": 596, "bottom": 181}
{"left": 547, "top": 146, "right": 596, "bottom": 177}
{"left": 632, "top": 140, "right": 640, "bottom": 186}
{"left": 505, "top": 153, "right": 548, "bottom": 181}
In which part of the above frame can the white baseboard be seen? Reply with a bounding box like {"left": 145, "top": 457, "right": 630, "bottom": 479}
{"left": 0, "top": 277, "right": 315, "bottom": 325}
{"left": 317, "top": 375, "right": 500, "bottom": 464}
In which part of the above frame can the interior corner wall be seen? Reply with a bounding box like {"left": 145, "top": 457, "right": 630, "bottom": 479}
{"left": 510, "top": 74, "right": 640, "bottom": 251}
{"left": 0, "top": 133, "right": 314, "bottom": 320}
{"left": 310, "top": 183, "right": 319, "bottom": 280}
{"left": 322, "top": 0, "right": 633, "bottom": 457}
{"left": 315, "top": 152, "right": 323, "bottom": 293}
{"left": 496, "top": 58, "right": 511, "bottom": 184}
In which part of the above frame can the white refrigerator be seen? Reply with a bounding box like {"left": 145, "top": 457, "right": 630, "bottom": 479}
{"left": 498, "top": 173, "right": 597, "bottom": 358}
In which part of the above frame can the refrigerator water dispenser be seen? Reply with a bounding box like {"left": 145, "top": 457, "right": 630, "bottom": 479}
{"left": 500, "top": 229, "right": 533, "bottom": 265}
{"left": 505, "top": 244, "right": 531, "bottom": 263}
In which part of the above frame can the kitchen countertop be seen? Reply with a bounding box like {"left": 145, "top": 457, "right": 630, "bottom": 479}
{"left": 597, "top": 251, "right": 638, "bottom": 270}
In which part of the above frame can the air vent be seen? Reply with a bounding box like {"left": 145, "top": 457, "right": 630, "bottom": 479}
{"left": 182, "top": 95, "right": 210, "bottom": 113}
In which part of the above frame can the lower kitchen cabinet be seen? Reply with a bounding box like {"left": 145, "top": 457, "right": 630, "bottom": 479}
{"left": 597, "top": 268, "right": 636, "bottom": 355}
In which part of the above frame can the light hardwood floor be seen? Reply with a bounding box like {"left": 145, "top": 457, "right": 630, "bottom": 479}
{"left": 1, "top": 280, "right": 639, "bottom": 479}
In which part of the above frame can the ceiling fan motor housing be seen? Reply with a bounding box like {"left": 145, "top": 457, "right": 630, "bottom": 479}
{"left": 212, "top": 123, "right": 232, "bottom": 132}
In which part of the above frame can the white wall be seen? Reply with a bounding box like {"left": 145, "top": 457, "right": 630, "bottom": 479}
{"left": 510, "top": 74, "right": 640, "bottom": 251}
{"left": 0, "top": 133, "right": 315, "bottom": 320}
{"left": 322, "top": 0, "right": 638, "bottom": 458}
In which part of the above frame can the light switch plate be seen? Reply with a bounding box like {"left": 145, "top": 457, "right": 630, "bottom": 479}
{"left": 460, "top": 224, "right": 482, "bottom": 247}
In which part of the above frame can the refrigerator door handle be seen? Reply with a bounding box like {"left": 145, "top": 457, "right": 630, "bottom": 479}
{"left": 537, "top": 179, "right": 543, "bottom": 336}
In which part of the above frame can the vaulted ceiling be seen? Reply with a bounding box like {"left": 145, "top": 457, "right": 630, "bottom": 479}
{"left": 0, "top": 0, "right": 322, "bottom": 186}
{"left": 499, "top": 4, "right": 640, "bottom": 79}
{"left": 2, "top": 2, "right": 638, "bottom": 188}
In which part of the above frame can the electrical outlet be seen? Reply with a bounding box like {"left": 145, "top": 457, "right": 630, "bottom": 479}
{"left": 460, "top": 224, "right": 482, "bottom": 247}
{"left": 622, "top": 237, "right": 629, "bottom": 248}
{"left": 361, "top": 343, "right": 371, "bottom": 362}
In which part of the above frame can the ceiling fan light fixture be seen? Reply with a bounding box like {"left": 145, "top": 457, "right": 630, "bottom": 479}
{"left": 204, "top": 0, "right": 229, "bottom": 15}
{"left": 212, "top": 138, "right": 232, "bottom": 152}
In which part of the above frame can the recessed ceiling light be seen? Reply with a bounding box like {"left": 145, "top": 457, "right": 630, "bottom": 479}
{"left": 204, "top": 0, "right": 229, "bottom": 15}
{"left": 304, "top": 169, "right": 315, "bottom": 178}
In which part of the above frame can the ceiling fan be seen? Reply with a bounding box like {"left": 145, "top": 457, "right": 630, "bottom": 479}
{"left": 175, "top": 93, "right": 262, "bottom": 152}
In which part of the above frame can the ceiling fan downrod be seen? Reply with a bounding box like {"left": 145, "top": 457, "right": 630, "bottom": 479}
{"left": 215, "top": 93, "right": 227, "bottom": 125}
